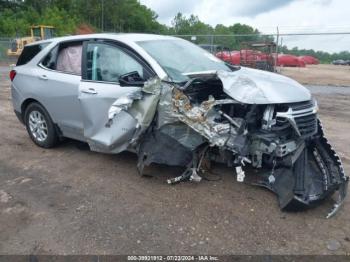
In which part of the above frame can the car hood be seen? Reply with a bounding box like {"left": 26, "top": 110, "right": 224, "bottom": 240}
{"left": 186, "top": 67, "right": 311, "bottom": 104}
{"left": 218, "top": 67, "right": 312, "bottom": 104}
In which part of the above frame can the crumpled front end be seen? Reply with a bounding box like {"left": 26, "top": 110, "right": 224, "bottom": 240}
{"left": 104, "top": 71, "right": 347, "bottom": 217}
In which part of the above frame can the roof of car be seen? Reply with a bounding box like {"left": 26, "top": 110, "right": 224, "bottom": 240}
{"left": 27, "top": 33, "right": 180, "bottom": 46}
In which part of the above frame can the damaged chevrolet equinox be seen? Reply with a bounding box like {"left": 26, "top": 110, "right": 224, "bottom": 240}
{"left": 10, "top": 34, "right": 348, "bottom": 217}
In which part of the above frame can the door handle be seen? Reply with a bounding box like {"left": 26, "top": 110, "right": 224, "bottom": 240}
{"left": 81, "top": 88, "right": 98, "bottom": 94}
{"left": 38, "top": 75, "right": 48, "bottom": 80}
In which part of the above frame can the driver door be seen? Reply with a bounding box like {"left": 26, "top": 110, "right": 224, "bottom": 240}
{"left": 79, "top": 40, "right": 152, "bottom": 153}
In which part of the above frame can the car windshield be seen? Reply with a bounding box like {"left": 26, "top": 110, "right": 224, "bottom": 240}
{"left": 137, "top": 39, "right": 234, "bottom": 82}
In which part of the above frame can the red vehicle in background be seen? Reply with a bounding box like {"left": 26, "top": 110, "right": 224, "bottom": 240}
{"left": 214, "top": 42, "right": 319, "bottom": 70}
{"left": 297, "top": 57, "right": 306, "bottom": 67}
{"left": 276, "top": 54, "right": 305, "bottom": 67}
{"left": 298, "top": 55, "right": 319, "bottom": 65}
{"left": 216, "top": 49, "right": 273, "bottom": 70}
{"left": 216, "top": 50, "right": 241, "bottom": 65}
{"left": 215, "top": 42, "right": 276, "bottom": 72}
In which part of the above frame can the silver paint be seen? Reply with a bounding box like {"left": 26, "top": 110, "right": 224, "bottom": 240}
{"left": 217, "top": 68, "right": 312, "bottom": 104}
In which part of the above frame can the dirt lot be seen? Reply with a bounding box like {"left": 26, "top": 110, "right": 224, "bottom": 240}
{"left": 0, "top": 65, "right": 350, "bottom": 255}
{"left": 280, "top": 64, "right": 350, "bottom": 86}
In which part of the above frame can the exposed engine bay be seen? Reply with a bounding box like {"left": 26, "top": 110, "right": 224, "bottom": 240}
{"left": 94, "top": 70, "right": 348, "bottom": 218}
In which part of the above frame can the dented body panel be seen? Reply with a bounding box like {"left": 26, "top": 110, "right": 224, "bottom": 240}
{"left": 78, "top": 81, "right": 141, "bottom": 153}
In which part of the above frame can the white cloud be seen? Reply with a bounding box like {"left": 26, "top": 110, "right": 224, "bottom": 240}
{"left": 140, "top": 0, "right": 197, "bottom": 24}
{"left": 140, "top": 0, "right": 350, "bottom": 52}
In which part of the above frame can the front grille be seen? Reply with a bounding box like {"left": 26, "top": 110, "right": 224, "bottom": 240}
{"left": 289, "top": 100, "right": 314, "bottom": 111}
{"left": 276, "top": 100, "right": 318, "bottom": 138}
{"left": 294, "top": 113, "right": 317, "bottom": 137}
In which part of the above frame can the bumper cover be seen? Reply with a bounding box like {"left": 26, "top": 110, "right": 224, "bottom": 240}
{"left": 257, "top": 120, "right": 348, "bottom": 217}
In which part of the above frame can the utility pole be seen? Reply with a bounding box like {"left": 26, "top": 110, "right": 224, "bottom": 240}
{"left": 101, "top": 0, "right": 104, "bottom": 32}
{"left": 274, "top": 26, "right": 279, "bottom": 70}
{"left": 275, "top": 26, "right": 279, "bottom": 54}
{"left": 280, "top": 37, "right": 283, "bottom": 52}
{"left": 11, "top": 0, "right": 19, "bottom": 37}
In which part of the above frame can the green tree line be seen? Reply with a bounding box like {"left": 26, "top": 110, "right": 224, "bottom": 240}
{"left": 1, "top": 0, "right": 349, "bottom": 63}
{"left": 0, "top": 0, "right": 261, "bottom": 40}
{"left": 0, "top": 0, "right": 167, "bottom": 35}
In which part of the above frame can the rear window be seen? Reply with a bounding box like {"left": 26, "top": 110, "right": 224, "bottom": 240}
{"left": 16, "top": 43, "right": 50, "bottom": 66}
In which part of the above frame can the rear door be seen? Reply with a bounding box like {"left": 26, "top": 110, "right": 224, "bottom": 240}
{"left": 79, "top": 40, "right": 154, "bottom": 153}
{"left": 36, "top": 41, "right": 84, "bottom": 140}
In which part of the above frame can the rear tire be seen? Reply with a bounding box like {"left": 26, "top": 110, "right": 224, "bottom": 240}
{"left": 24, "top": 102, "right": 58, "bottom": 148}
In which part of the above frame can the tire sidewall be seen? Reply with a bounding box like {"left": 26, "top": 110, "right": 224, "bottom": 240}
{"left": 24, "top": 102, "right": 57, "bottom": 148}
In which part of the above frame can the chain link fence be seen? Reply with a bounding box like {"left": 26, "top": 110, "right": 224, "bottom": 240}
{"left": 174, "top": 34, "right": 279, "bottom": 72}
{"left": 174, "top": 33, "right": 350, "bottom": 62}
{"left": 0, "top": 37, "right": 17, "bottom": 65}
{"left": 1, "top": 33, "right": 349, "bottom": 85}
{"left": 173, "top": 34, "right": 350, "bottom": 82}
{"left": 173, "top": 34, "right": 276, "bottom": 51}
{"left": 0, "top": 37, "right": 15, "bottom": 81}
{"left": 0, "top": 33, "right": 277, "bottom": 63}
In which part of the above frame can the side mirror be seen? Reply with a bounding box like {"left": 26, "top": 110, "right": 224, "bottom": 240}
{"left": 119, "top": 71, "right": 145, "bottom": 87}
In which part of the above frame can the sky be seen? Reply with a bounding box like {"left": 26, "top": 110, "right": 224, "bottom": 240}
{"left": 139, "top": 0, "right": 350, "bottom": 53}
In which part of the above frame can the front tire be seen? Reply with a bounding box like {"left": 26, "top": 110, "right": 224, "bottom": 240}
{"left": 24, "top": 102, "right": 58, "bottom": 148}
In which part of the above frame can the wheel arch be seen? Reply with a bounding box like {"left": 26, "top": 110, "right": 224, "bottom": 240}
{"left": 20, "top": 98, "right": 62, "bottom": 137}
{"left": 20, "top": 98, "right": 41, "bottom": 122}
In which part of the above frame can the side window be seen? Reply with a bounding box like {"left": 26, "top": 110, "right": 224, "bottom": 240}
{"left": 85, "top": 42, "right": 144, "bottom": 82}
{"left": 16, "top": 43, "right": 50, "bottom": 66}
{"left": 41, "top": 41, "right": 82, "bottom": 75}
{"left": 41, "top": 46, "right": 58, "bottom": 70}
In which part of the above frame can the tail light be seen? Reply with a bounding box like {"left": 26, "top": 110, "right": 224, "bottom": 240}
{"left": 9, "top": 70, "right": 16, "bottom": 81}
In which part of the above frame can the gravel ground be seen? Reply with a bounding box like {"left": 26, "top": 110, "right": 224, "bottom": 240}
{"left": 280, "top": 64, "right": 350, "bottom": 86}
{"left": 0, "top": 65, "right": 350, "bottom": 255}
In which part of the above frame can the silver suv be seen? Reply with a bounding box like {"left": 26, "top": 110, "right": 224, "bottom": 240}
{"left": 10, "top": 34, "right": 347, "bottom": 216}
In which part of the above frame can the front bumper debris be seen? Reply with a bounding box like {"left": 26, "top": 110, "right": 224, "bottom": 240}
{"left": 256, "top": 121, "right": 348, "bottom": 218}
